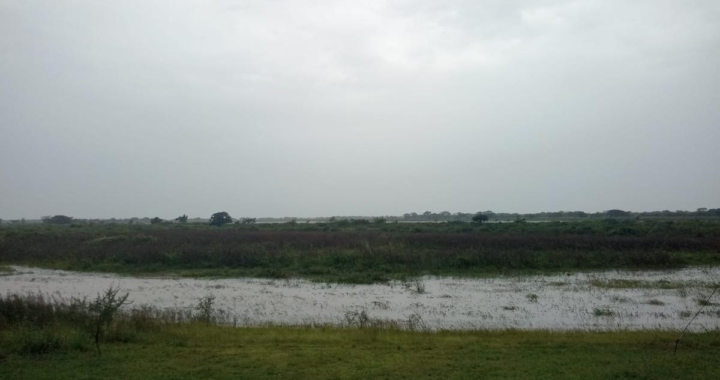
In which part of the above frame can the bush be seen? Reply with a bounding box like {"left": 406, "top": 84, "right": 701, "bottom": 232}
{"left": 88, "top": 287, "right": 131, "bottom": 354}
{"left": 195, "top": 295, "right": 216, "bottom": 325}
{"left": 9, "top": 328, "right": 62, "bottom": 355}
{"left": 209, "top": 212, "right": 233, "bottom": 227}
{"left": 472, "top": 213, "right": 489, "bottom": 224}
{"left": 0, "top": 292, "right": 233, "bottom": 357}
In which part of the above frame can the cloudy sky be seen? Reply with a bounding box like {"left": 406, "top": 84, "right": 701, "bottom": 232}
{"left": 1, "top": 0, "right": 719, "bottom": 219}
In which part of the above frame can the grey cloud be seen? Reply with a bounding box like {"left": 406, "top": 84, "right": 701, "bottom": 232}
{"left": 1, "top": 0, "right": 719, "bottom": 219}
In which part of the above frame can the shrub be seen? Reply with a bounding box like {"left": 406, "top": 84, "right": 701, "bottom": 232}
{"left": 88, "top": 287, "right": 131, "bottom": 355}
{"left": 195, "top": 295, "right": 216, "bottom": 325}
{"left": 404, "top": 278, "right": 426, "bottom": 294}
{"left": 472, "top": 213, "right": 489, "bottom": 224}
{"left": 209, "top": 212, "right": 233, "bottom": 227}
{"left": 12, "top": 328, "right": 62, "bottom": 355}
{"left": 344, "top": 309, "right": 371, "bottom": 328}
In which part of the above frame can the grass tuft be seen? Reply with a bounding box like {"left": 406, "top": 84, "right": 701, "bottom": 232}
{"left": 592, "top": 307, "right": 615, "bottom": 317}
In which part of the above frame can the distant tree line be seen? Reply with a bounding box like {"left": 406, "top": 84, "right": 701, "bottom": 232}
{"left": 3, "top": 208, "right": 719, "bottom": 227}
{"left": 397, "top": 208, "right": 720, "bottom": 222}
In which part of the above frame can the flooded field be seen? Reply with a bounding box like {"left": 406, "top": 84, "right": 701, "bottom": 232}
{"left": 1, "top": 266, "right": 719, "bottom": 331}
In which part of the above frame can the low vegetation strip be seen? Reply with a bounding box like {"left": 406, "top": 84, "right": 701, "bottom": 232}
{"left": 589, "top": 279, "right": 718, "bottom": 289}
{"left": 1, "top": 222, "right": 719, "bottom": 283}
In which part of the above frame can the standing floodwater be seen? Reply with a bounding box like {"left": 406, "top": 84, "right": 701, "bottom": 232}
{"left": 1, "top": 266, "right": 718, "bottom": 331}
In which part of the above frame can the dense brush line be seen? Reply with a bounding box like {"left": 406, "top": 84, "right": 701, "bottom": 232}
{"left": 1, "top": 222, "right": 719, "bottom": 282}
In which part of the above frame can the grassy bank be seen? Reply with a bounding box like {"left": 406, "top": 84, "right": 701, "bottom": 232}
{"left": 1, "top": 221, "right": 719, "bottom": 283}
{"left": 2, "top": 324, "right": 719, "bottom": 379}
{"left": 2, "top": 292, "right": 719, "bottom": 379}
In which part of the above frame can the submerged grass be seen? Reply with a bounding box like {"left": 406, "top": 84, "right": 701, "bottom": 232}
{"left": 696, "top": 298, "right": 718, "bottom": 307}
{"left": 592, "top": 307, "right": 615, "bottom": 317}
{"left": 589, "top": 279, "right": 715, "bottom": 290}
{"left": 647, "top": 299, "right": 666, "bottom": 306}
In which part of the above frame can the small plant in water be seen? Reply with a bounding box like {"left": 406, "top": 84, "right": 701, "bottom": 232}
{"left": 344, "top": 309, "right": 371, "bottom": 328}
{"left": 405, "top": 278, "right": 426, "bottom": 294}
{"left": 646, "top": 299, "right": 665, "bottom": 306}
{"left": 406, "top": 312, "right": 427, "bottom": 331}
{"left": 695, "top": 298, "right": 717, "bottom": 307}
{"left": 610, "top": 295, "right": 632, "bottom": 303}
{"left": 593, "top": 307, "right": 615, "bottom": 317}
{"left": 526, "top": 294, "right": 538, "bottom": 303}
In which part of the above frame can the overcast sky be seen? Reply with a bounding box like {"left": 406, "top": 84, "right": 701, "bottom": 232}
{"left": 1, "top": 0, "right": 719, "bottom": 219}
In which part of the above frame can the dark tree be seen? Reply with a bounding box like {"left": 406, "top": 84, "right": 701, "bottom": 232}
{"left": 471, "top": 213, "right": 489, "bottom": 224}
{"left": 150, "top": 217, "right": 163, "bottom": 224}
{"left": 43, "top": 215, "right": 74, "bottom": 224}
{"left": 209, "top": 212, "right": 233, "bottom": 226}
{"left": 605, "top": 209, "right": 631, "bottom": 217}
{"left": 175, "top": 214, "right": 189, "bottom": 223}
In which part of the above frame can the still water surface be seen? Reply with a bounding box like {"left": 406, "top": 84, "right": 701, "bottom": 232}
{"left": 2, "top": 266, "right": 718, "bottom": 331}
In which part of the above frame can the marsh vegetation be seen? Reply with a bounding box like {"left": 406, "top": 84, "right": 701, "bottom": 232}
{"left": 1, "top": 220, "right": 719, "bottom": 283}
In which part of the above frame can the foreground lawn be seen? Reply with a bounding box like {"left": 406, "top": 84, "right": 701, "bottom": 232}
{"left": 1, "top": 327, "right": 719, "bottom": 380}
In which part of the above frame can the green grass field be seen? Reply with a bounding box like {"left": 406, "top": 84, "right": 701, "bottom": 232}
{"left": 1, "top": 325, "right": 719, "bottom": 380}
